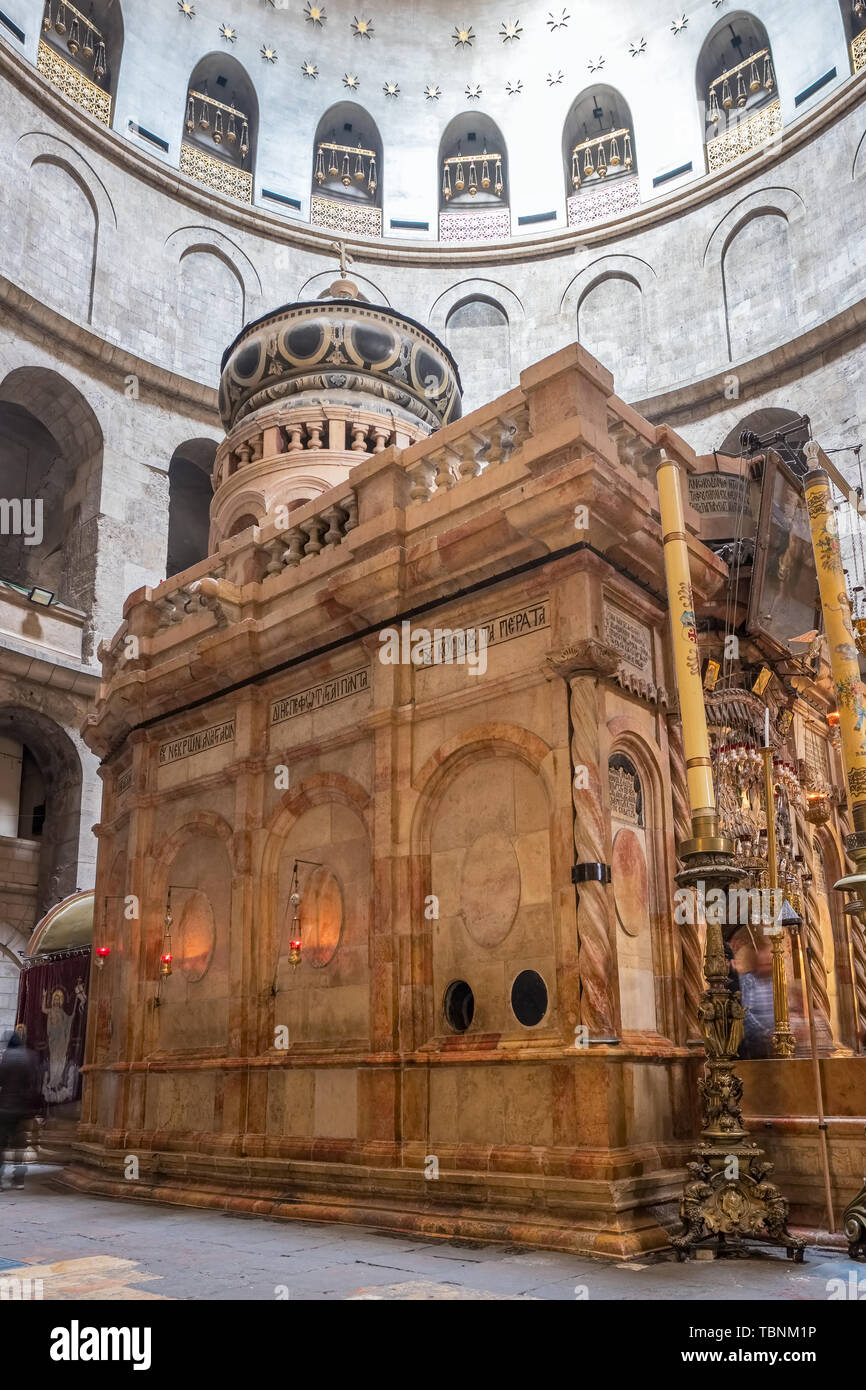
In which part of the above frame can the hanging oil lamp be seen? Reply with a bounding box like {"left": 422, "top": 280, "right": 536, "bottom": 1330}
{"left": 368, "top": 154, "right": 377, "bottom": 195}
{"left": 455, "top": 156, "right": 465, "bottom": 192}
{"left": 623, "top": 132, "right": 633, "bottom": 169}
{"left": 160, "top": 893, "right": 173, "bottom": 978}
{"left": 468, "top": 158, "right": 478, "bottom": 195}
{"left": 83, "top": 7, "right": 95, "bottom": 59}
{"left": 314, "top": 146, "right": 325, "bottom": 183}
{"left": 442, "top": 162, "right": 452, "bottom": 199}
{"left": 481, "top": 146, "right": 491, "bottom": 190}
{"left": 583, "top": 144, "right": 594, "bottom": 178}
{"left": 609, "top": 134, "right": 621, "bottom": 167}
{"left": 93, "top": 38, "right": 105, "bottom": 80}
{"left": 55, "top": 2, "right": 67, "bottom": 36}
{"left": 213, "top": 108, "right": 224, "bottom": 144}
{"left": 288, "top": 875, "right": 302, "bottom": 969}
{"left": 749, "top": 59, "right": 761, "bottom": 93}
{"left": 354, "top": 144, "right": 365, "bottom": 182}
{"left": 494, "top": 157, "right": 503, "bottom": 196}
{"left": 186, "top": 93, "right": 196, "bottom": 132}
{"left": 67, "top": 14, "right": 80, "bottom": 54}
{"left": 736, "top": 70, "right": 747, "bottom": 107}
{"left": 227, "top": 111, "right": 237, "bottom": 145}
{"left": 341, "top": 151, "right": 351, "bottom": 185}
{"left": 240, "top": 121, "right": 249, "bottom": 158}
{"left": 721, "top": 77, "right": 733, "bottom": 110}
{"left": 595, "top": 141, "right": 607, "bottom": 177}
{"left": 43, "top": 2, "right": 52, "bottom": 33}
{"left": 708, "top": 86, "right": 721, "bottom": 125}
{"left": 764, "top": 55, "right": 775, "bottom": 90}
{"left": 199, "top": 84, "right": 210, "bottom": 130}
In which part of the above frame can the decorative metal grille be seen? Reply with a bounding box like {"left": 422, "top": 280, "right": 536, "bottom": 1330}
{"left": 705, "top": 98, "right": 782, "bottom": 172}
{"left": 180, "top": 142, "right": 253, "bottom": 204}
{"left": 567, "top": 176, "right": 640, "bottom": 228}
{"left": 310, "top": 195, "right": 382, "bottom": 237}
{"left": 36, "top": 39, "right": 111, "bottom": 125}
{"left": 853, "top": 30, "right": 866, "bottom": 73}
{"left": 438, "top": 207, "right": 511, "bottom": 243}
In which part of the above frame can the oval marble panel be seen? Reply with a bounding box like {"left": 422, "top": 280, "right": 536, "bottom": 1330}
{"left": 611, "top": 827, "right": 649, "bottom": 938}
{"left": 178, "top": 891, "right": 216, "bottom": 983}
{"left": 460, "top": 832, "right": 521, "bottom": 947}
{"left": 300, "top": 866, "right": 344, "bottom": 968}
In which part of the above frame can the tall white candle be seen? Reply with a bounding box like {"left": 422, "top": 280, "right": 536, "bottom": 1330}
{"left": 764, "top": 707, "right": 770, "bottom": 749}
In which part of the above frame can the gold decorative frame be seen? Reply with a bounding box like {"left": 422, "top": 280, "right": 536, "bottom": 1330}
{"left": 706, "top": 98, "right": 781, "bottom": 172}
{"left": 36, "top": 38, "right": 111, "bottom": 125}
{"left": 853, "top": 30, "right": 866, "bottom": 73}
{"left": 180, "top": 142, "right": 253, "bottom": 204}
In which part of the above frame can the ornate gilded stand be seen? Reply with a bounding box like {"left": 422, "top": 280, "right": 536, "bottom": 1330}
{"left": 656, "top": 446, "right": 805, "bottom": 1262}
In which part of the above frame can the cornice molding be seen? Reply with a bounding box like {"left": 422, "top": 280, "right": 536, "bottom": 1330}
{"left": 1, "top": 38, "right": 864, "bottom": 269}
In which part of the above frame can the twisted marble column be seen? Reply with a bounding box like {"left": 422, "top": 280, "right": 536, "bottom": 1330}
{"left": 568, "top": 674, "right": 618, "bottom": 1036}
{"left": 668, "top": 720, "right": 704, "bottom": 1042}
{"left": 839, "top": 806, "right": 866, "bottom": 1043}
{"left": 793, "top": 804, "right": 834, "bottom": 1050}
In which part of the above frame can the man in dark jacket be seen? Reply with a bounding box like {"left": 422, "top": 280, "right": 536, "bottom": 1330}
{"left": 0, "top": 1032, "right": 41, "bottom": 1189}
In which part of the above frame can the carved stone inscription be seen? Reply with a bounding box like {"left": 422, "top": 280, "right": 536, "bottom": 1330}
{"left": 603, "top": 603, "right": 652, "bottom": 678}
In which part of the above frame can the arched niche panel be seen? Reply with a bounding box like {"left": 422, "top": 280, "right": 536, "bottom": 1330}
{"left": 427, "top": 752, "right": 554, "bottom": 1042}
{"left": 311, "top": 102, "right": 383, "bottom": 210}
{"left": 40, "top": 0, "right": 125, "bottom": 109}
{"left": 577, "top": 274, "right": 647, "bottom": 399}
{"left": 175, "top": 248, "right": 245, "bottom": 384}
{"left": 695, "top": 11, "right": 779, "bottom": 164}
{"left": 840, "top": 0, "right": 866, "bottom": 70}
{"left": 183, "top": 52, "right": 257, "bottom": 171}
{"left": 561, "top": 84, "right": 639, "bottom": 226}
{"left": 166, "top": 438, "right": 216, "bottom": 578}
{"left": 722, "top": 212, "right": 794, "bottom": 362}
{"left": 154, "top": 833, "right": 232, "bottom": 1057}
{"left": 445, "top": 296, "right": 512, "bottom": 412}
{"left": 24, "top": 158, "right": 97, "bottom": 324}
{"left": 438, "top": 111, "right": 510, "bottom": 243}
{"left": 608, "top": 752, "right": 657, "bottom": 1033}
{"left": 271, "top": 801, "right": 371, "bottom": 1052}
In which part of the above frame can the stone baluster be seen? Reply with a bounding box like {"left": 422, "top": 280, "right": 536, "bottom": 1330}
{"left": 321, "top": 504, "right": 346, "bottom": 548}
{"left": 250, "top": 433, "right": 264, "bottom": 463}
{"left": 302, "top": 516, "right": 326, "bottom": 557}
{"left": 351, "top": 423, "right": 369, "bottom": 452}
{"left": 264, "top": 539, "right": 286, "bottom": 577}
{"left": 285, "top": 421, "right": 304, "bottom": 453}
{"left": 458, "top": 434, "right": 483, "bottom": 481}
{"left": 305, "top": 420, "right": 324, "bottom": 450}
{"left": 408, "top": 460, "right": 434, "bottom": 504}
{"left": 431, "top": 447, "right": 457, "bottom": 492}
{"left": 237, "top": 442, "right": 253, "bottom": 467}
{"left": 371, "top": 423, "right": 391, "bottom": 453}
{"left": 340, "top": 492, "right": 359, "bottom": 532}
{"left": 283, "top": 528, "right": 307, "bottom": 567}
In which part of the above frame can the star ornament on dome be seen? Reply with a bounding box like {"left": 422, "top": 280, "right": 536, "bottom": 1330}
{"left": 505, "top": 78, "right": 523, "bottom": 95}
{"left": 424, "top": 84, "right": 442, "bottom": 101}
{"left": 452, "top": 25, "right": 474, "bottom": 48}
{"left": 343, "top": 73, "right": 360, "bottom": 89}
{"left": 546, "top": 69, "right": 564, "bottom": 86}
{"left": 304, "top": 3, "right": 326, "bottom": 25}
{"left": 671, "top": 13, "right": 688, "bottom": 34}
{"left": 352, "top": 16, "right": 374, "bottom": 38}
{"left": 177, "top": 1, "right": 195, "bottom": 17}
{"left": 261, "top": 45, "right": 278, "bottom": 63}
{"left": 500, "top": 19, "right": 523, "bottom": 42}
{"left": 587, "top": 55, "right": 605, "bottom": 72}
{"left": 465, "top": 82, "right": 482, "bottom": 101}
{"left": 219, "top": 23, "right": 237, "bottom": 43}
{"left": 546, "top": 8, "right": 569, "bottom": 29}
{"left": 383, "top": 81, "right": 400, "bottom": 97}
{"left": 629, "top": 37, "right": 647, "bottom": 56}
{"left": 301, "top": 60, "right": 319, "bottom": 78}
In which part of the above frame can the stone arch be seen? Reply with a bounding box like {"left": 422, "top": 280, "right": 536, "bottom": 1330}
{"left": 210, "top": 488, "right": 268, "bottom": 548}
{"left": 166, "top": 438, "right": 217, "bottom": 578}
{"left": 172, "top": 244, "right": 247, "bottom": 385}
{"left": 605, "top": 721, "right": 675, "bottom": 1039}
{"left": 443, "top": 294, "right": 513, "bottom": 412}
{"left": 22, "top": 157, "right": 98, "bottom": 323}
{"left": 561, "top": 84, "right": 639, "bottom": 226}
{"left": 182, "top": 52, "right": 258, "bottom": 175}
{"left": 0, "top": 365, "right": 104, "bottom": 637}
{"left": 571, "top": 265, "right": 650, "bottom": 400}
{"left": 721, "top": 211, "right": 795, "bottom": 362}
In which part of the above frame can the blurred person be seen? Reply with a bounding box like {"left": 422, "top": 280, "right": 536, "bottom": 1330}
{"left": 730, "top": 928, "right": 774, "bottom": 1059}
{"left": 0, "top": 1031, "right": 40, "bottom": 1190}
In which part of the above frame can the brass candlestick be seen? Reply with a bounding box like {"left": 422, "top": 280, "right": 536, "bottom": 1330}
{"left": 657, "top": 445, "right": 805, "bottom": 1262}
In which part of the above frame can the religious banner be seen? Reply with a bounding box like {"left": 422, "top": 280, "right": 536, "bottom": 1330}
{"left": 16, "top": 949, "right": 90, "bottom": 1107}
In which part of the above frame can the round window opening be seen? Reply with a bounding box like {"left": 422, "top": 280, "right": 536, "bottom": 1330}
{"left": 443, "top": 979, "right": 474, "bottom": 1033}
{"left": 511, "top": 970, "right": 548, "bottom": 1027}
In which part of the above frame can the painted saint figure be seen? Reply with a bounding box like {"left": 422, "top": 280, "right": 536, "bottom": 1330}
{"left": 40, "top": 983, "right": 85, "bottom": 1104}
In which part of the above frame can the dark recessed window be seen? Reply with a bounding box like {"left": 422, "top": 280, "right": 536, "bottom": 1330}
{"left": 443, "top": 980, "right": 474, "bottom": 1032}
{"left": 511, "top": 970, "right": 548, "bottom": 1027}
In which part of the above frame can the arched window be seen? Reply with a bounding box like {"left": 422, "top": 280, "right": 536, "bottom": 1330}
{"left": 438, "top": 112, "right": 509, "bottom": 244}
{"left": 577, "top": 274, "right": 646, "bottom": 398}
{"left": 840, "top": 1, "right": 866, "bottom": 72}
{"left": 696, "top": 12, "right": 780, "bottom": 173}
{"left": 181, "top": 53, "right": 257, "bottom": 204}
{"left": 562, "top": 86, "right": 639, "bottom": 228}
{"left": 38, "top": 0, "right": 124, "bottom": 126}
{"left": 311, "top": 103, "right": 383, "bottom": 239}
{"left": 166, "top": 440, "right": 216, "bottom": 578}
{"left": 445, "top": 297, "right": 511, "bottom": 411}
{"left": 608, "top": 752, "right": 658, "bottom": 1034}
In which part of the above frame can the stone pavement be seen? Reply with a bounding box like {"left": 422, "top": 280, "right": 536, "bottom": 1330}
{"left": 0, "top": 1169, "right": 862, "bottom": 1301}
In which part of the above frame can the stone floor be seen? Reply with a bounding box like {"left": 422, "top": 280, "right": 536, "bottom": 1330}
{"left": 0, "top": 1169, "right": 861, "bottom": 1301}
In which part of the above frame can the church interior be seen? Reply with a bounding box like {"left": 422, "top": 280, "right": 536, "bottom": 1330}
{"left": 1, "top": 0, "right": 866, "bottom": 1311}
